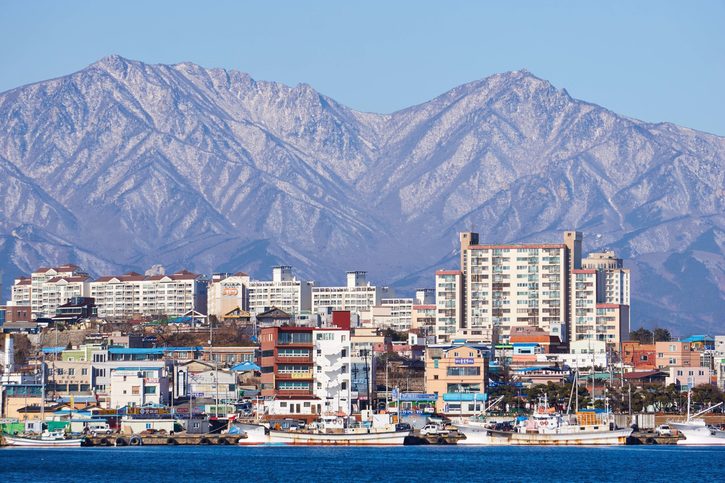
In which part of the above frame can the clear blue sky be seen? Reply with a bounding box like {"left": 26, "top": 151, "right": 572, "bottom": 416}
{"left": 2, "top": 0, "right": 724, "bottom": 135}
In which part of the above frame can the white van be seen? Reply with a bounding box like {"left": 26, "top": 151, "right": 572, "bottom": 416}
{"left": 86, "top": 421, "right": 112, "bottom": 435}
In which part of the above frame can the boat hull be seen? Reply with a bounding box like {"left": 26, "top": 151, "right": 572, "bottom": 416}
{"left": 3, "top": 435, "right": 84, "bottom": 447}
{"left": 268, "top": 430, "right": 409, "bottom": 446}
{"left": 456, "top": 425, "right": 511, "bottom": 446}
{"left": 671, "top": 423, "right": 725, "bottom": 446}
{"left": 487, "top": 428, "right": 632, "bottom": 446}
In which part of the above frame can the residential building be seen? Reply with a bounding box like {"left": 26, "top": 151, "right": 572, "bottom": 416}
{"left": 434, "top": 270, "right": 462, "bottom": 343}
{"left": 380, "top": 298, "right": 413, "bottom": 332}
{"left": 414, "top": 288, "right": 435, "bottom": 305}
{"left": 45, "top": 360, "right": 93, "bottom": 397}
{"left": 206, "top": 272, "right": 250, "bottom": 319}
{"left": 109, "top": 365, "right": 170, "bottom": 409}
{"left": 259, "top": 326, "right": 317, "bottom": 420}
{"left": 90, "top": 269, "right": 208, "bottom": 319}
{"left": 457, "top": 232, "right": 574, "bottom": 344}
{"left": 248, "top": 266, "right": 312, "bottom": 315}
{"left": 313, "top": 327, "right": 352, "bottom": 416}
{"left": 350, "top": 327, "right": 382, "bottom": 411}
{"left": 666, "top": 366, "right": 714, "bottom": 390}
{"left": 621, "top": 341, "right": 657, "bottom": 371}
{"left": 581, "top": 251, "right": 631, "bottom": 306}
{"left": 312, "top": 271, "right": 381, "bottom": 315}
{"left": 411, "top": 304, "right": 436, "bottom": 340}
{"left": 200, "top": 346, "right": 257, "bottom": 367}
{"left": 10, "top": 265, "right": 90, "bottom": 319}
{"left": 655, "top": 341, "right": 701, "bottom": 369}
{"left": 175, "top": 361, "right": 237, "bottom": 401}
{"left": 571, "top": 271, "right": 629, "bottom": 344}
{"left": 424, "top": 343, "right": 489, "bottom": 415}
{"left": 259, "top": 324, "right": 352, "bottom": 419}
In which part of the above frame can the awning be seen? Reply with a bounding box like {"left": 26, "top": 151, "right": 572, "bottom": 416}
{"left": 231, "top": 361, "right": 260, "bottom": 372}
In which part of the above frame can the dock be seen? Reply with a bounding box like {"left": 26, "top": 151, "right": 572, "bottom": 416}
{"left": 82, "top": 433, "right": 242, "bottom": 446}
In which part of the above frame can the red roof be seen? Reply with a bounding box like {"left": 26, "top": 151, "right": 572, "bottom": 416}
{"left": 15, "top": 278, "right": 31, "bottom": 286}
{"left": 596, "top": 303, "right": 621, "bottom": 309}
{"left": 46, "top": 276, "right": 89, "bottom": 283}
{"left": 573, "top": 269, "right": 596, "bottom": 274}
{"left": 624, "top": 370, "right": 665, "bottom": 379}
{"left": 469, "top": 244, "right": 565, "bottom": 250}
{"left": 413, "top": 304, "right": 436, "bottom": 310}
{"left": 436, "top": 270, "right": 461, "bottom": 276}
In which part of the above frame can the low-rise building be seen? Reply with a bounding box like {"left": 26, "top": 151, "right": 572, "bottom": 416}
{"left": 424, "top": 343, "right": 489, "bottom": 415}
{"left": 622, "top": 341, "right": 657, "bottom": 371}
{"left": 655, "top": 341, "right": 701, "bottom": 369}
{"left": 109, "top": 365, "right": 170, "bottom": 409}
{"left": 666, "top": 366, "right": 714, "bottom": 390}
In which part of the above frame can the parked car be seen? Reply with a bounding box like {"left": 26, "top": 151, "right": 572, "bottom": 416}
{"left": 395, "top": 423, "right": 412, "bottom": 432}
{"left": 655, "top": 424, "right": 672, "bottom": 436}
{"left": 86, "top": 421, "right": 112, "bottom": 435}
{"left": 420, "top": 424, "right": 449, "bottom": 436}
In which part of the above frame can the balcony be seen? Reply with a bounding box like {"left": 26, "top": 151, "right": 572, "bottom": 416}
{"left": 275, "top": 355, "right": 313, "bottom": 364}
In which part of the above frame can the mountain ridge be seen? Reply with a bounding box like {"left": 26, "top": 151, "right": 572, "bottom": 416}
{"left": 0, "top": 55, "right": 723, "bottom": 335}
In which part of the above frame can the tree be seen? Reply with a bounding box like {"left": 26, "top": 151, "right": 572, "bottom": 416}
{"left": 629, "top": 327, "right": 654, "bottom": 344}
{"left": 653, "top": 328, "right": 672, "bottom": 342}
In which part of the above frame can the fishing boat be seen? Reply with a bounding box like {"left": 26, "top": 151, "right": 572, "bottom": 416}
{"left": 236, "top": 414, "right": 409, "bottom": 446}
{"left": 3, "top": 430, "right": 85, "bottom": 447}
{"left": 458, "top": 391, "right": 631, "bottom": 446}
{"left": 669, "top": 393, "right": 725, "bottom": 446}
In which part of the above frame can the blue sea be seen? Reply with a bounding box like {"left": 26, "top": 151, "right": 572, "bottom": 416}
{"left": 1, "top": 446, "right": 723, "bottom": 482}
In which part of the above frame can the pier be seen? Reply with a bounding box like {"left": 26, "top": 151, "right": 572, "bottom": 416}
{"left": 82, "top": 433, "right": 242, "bottom": 446}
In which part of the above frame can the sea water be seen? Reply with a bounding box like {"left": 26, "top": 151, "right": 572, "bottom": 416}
{"left": 1, "top": 445, "right": 723, "bottom": 482}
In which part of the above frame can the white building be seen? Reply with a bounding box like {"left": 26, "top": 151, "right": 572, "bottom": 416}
{"left": 311, "top": 271, "right": 381, "bottom": 315}
{"left": 314, "top": 328, "right": 352, "bottom": 416}
{"left": 435, "top": 270, "right": 462, "bottom": 343}
{"left": 175, "top": 361, "right": 237, "bottom": 402}
{"left": 90, "top": 269, "right": 208, "bottom": 319}
{"left": 247, "top": 266, "right": 312, "bottom": 315}
{"left": 361, "top": 298, "right": 413, "bottom": 332}
{"left": 535, "top": 340, "right": 609, "bottom": 368}
{"left": 206, "top": 272, "right": 250, "bottom": 319}
{"left": 11, "top": 265, "right": 90, "bottom": 319}
{"left": 109, "top": 365, "right": 169, "bottom": 409}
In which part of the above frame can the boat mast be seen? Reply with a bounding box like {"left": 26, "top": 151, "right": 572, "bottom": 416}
{"left": 41, "top": 351, "right": 46, "bottom": 428}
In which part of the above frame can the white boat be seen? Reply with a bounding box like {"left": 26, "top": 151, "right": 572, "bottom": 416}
{"left": 669, "top": 399, "right": 725, "bottom": 446}
{"left": 3, "top": 430, "right": 85, "bottom": 447}
{"left": 458, "top": 394, "right": 631, "bottom": 446}
{"left": 267, "top": 427, "right": 409, "bottom": 446}
{"left": 236, "top": 414, "right": 409, "bottom": 446}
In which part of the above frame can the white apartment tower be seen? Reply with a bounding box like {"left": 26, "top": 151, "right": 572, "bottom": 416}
{"left": 247, "top": 266, "right": 312, "bottom": 315}
{"left": 434, "top": 270, "right": 463, "bottom": 343}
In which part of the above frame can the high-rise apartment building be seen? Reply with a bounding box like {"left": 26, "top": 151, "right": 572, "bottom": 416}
{"left": 247, "top": 266, "right": 312, "bottom": 315}
{"left": 438, "top": 231, "right": 630, "bottom": 346}
{"left": 434, "top": 270, "right": 463, "bottom": 343}
{"left": 458, "top": 234, "right": 570, "bottom": 343}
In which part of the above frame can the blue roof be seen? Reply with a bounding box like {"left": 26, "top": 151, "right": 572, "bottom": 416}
{"left": 442, "top": 393, "right": 487, "bottom": 402}
{"left": 682, "top": 335, "right": 714, "bottom": 343}
{"left": 231, "top": 361, "right": 260, "bottom": 372}
{"left": 108, "top": 346, "right": 201, "bottom": 355}
{"left": 41, "top": 346, "right": 66, "bottom": 354}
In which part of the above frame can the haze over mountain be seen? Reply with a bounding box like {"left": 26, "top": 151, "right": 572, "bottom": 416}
{"left": 0, "top": 55, "right": 723, "bottom": 334}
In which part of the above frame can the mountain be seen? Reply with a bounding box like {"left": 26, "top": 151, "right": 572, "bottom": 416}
{"left": 0, "top": 55, "right": 723, "bottom": 335}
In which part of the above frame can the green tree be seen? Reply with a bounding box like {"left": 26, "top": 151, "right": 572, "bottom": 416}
{"left": 629, "top": 327, "right": 654, "bottom": 344}
{"left": 653, "top": 327, "right": 672, "bottom": 342}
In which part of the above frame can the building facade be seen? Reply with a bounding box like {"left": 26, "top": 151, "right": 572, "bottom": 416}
{"left": 206, "top": 273, "right": 250, "bottom": 319}
{"left": 90, "top": 270, "right": 208, "bottom": 319}
{"left": 11, "top": 265, "right": 91, "bottom": 319}
{"left": 434, "top": 270, "right": 462, "bottom": 343}
{"left": 424, "top": 343, "right": 489, "bottom": 415}
{"left": 311, "top": 271, "right": 381, "bottom": 315}
{"left": 247, "top": 266, "right": 312, "bottom": 315}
